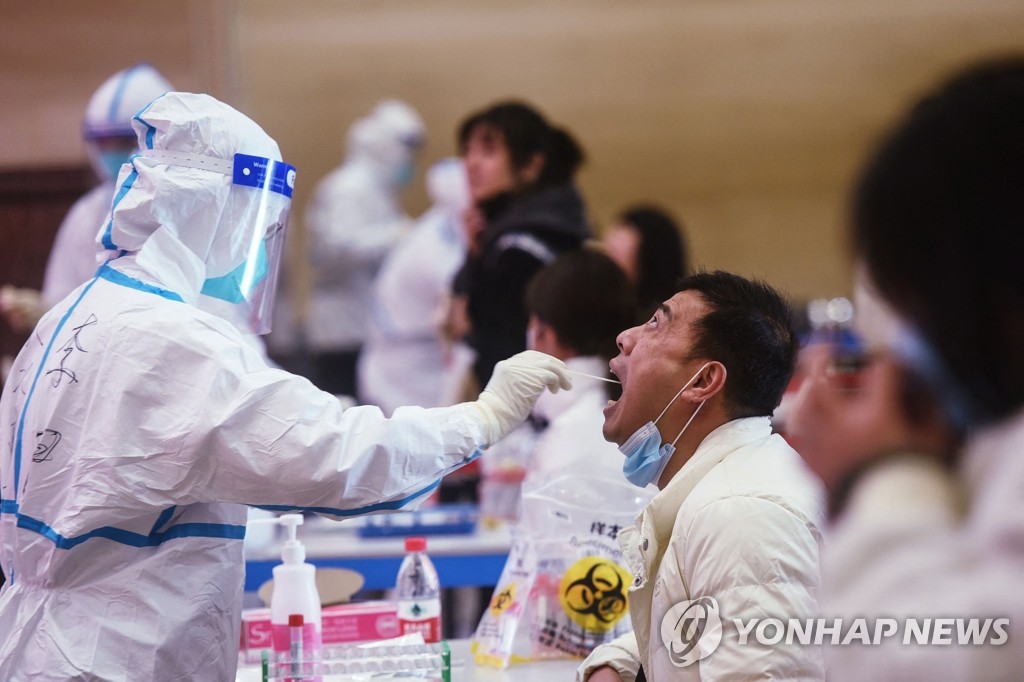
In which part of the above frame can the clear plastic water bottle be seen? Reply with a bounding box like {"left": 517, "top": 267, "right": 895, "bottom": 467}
{"left": 396, "top": 536, "right": 442, "bottom": 643}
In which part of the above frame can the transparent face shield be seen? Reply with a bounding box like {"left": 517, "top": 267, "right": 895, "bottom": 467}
{"left": 141, "top": 150, "right": 297, "bottom": 334}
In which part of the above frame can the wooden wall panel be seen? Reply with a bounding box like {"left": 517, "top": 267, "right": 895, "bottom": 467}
{"left": 0, "top": 166, "right": 93, "bottom": 357}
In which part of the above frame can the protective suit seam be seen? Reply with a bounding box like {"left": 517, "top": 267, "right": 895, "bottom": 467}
{"left": 255, "top": 476, "right": 443, "bottom": 516}
{"left": 15, "top": 514, "right": 245, "bottom": 549}
{"left": 11, "top": 276, "right": 102, "bottom": 503}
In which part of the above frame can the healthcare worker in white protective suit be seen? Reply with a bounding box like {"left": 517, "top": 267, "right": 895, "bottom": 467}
{"left": 0, "top": 92, "right": 570, "bottom": 682}
{"left": 358, "top": 156, "right": 474, "bottom": 415}
{"left": 0, "top": 64, "right": 173, "bottom": 332}
{"left": 300, "top": 99, "right": 426, "bottom": 399}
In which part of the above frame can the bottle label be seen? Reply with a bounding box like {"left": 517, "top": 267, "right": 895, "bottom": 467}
{"left": 397, "top": 598, "right": 441, "bottom": 643}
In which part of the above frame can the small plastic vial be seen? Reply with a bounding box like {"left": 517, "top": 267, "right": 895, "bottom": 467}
{"left": 395, "top": 536, "right": 442, "bottom": 642}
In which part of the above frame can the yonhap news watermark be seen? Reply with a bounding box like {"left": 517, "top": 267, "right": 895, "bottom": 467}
{"left": 661, "top": 597, "right": 1010, "bottom": 668}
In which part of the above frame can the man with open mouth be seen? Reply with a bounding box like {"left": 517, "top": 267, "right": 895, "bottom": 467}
{"left": 578, "top": 270, "right": 826, "bottom": 682}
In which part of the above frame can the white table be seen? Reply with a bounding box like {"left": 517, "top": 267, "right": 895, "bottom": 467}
{"left": 235, "top": 638, "right": 582, "bottom": 682}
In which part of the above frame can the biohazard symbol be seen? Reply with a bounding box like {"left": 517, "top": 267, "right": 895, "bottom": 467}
{"left": 489, "top": 583, "right": 516, "bottom": 616}
{"left": 558, "top": 556, "right": 631, "bottom": 632}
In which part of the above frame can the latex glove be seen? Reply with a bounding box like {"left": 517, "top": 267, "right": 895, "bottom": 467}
{"left": 475, "top": 350, "right": 572, "bottom": 444}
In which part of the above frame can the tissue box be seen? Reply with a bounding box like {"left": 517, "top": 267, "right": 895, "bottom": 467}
{"left": 240, "top": 601, "right": 400, "bottom": 660}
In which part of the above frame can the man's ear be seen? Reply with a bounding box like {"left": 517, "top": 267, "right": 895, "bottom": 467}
{"left": 689, "top": 361, "right": 727, "bottom": 401}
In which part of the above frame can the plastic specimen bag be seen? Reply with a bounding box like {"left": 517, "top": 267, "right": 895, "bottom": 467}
{"left": 472, "top": 473, "right": 653, "bottom": 667}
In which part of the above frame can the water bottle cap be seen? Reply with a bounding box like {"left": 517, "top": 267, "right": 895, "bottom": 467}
{"left": 405, "top": 536, "right": 427, "bottom": 552}
{"left": 288, "top": 613, "right": 304, "bottom": 627}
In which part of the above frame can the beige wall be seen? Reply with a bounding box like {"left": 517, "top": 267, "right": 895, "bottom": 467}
{"left": 4, "top": 0, "right": 1024, "bottom": 310}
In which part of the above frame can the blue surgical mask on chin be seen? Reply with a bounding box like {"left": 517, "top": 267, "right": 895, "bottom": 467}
{"left": 620, "top": 363, "right": 712, "bottom": 488}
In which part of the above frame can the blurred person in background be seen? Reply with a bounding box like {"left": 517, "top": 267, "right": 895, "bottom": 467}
{"left": 357, "top": 157, "right": 472, "bottom": 415}
{"left": 449, "top": 100, "right": 591, "bottom": 391}
{"left": 602, "top": 204, "right": 689, "bottom": 320}
{"left": 521, "top": 247, "right": 640, "bottom": 487}
{"left": 479, "top": 247, "right": 641, "bottom": 524}
{"left": 0, "top": 64, "right": 173, "bottom": 332}
{"left": 787, "top": 56, "right": 1024, "bottom": 680}
{"left": 301, "top": 99, "right": 425, "bottom": 399}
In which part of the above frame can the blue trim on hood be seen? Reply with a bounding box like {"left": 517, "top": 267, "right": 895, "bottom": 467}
{"left": 100, "top": 167, "right": 139, "bottom": 251}
{"left": 96, "top": 263, "right": 184, "bottom": 302}
{"left": 132, "top": 96, "right": 161, "bottom": 150}
{"left": 106, "top": 65, "right": 137, "bottom": 125}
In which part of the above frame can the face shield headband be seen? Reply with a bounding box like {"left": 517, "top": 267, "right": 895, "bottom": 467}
{"left": 140, "top": 149, "right": 297, "bottom": 334}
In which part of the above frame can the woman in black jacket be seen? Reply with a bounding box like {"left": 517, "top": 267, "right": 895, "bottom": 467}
{"left": 450, "top": 101, "right": 591, "bottom": 387}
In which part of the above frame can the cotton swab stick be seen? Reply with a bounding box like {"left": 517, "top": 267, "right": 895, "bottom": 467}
{"left": 565, "top": 368, "right": 621, "bottom": 385}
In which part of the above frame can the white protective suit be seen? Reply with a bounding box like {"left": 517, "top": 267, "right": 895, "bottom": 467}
{"left": 304, "top": 100, "right": 425, "bottom": 357}
{"left": 0, "top": 92, "right": 568, "bottom": 682}
{"left": 357, "top": 157, "right": 470, "bottom": 415}
{"left": 42, "top": 64, "right": 173, "bottom": 306}
{"left": 577, "top": 418, "right": 826, "bottom": 682}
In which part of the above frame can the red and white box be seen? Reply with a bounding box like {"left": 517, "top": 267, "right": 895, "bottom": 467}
{"left": 240, "top": 601, "right": 400, "bottom": 661}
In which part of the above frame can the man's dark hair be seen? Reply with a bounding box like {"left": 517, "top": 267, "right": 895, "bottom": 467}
{"left": 679, "top": 270, "right": 798, "bottom": 419}
{"left": 525, "top": 248, "right": 638, "bottom": 361}
{"left": 457, "top": 100, "right": 584, "bottom": 190}
{"left": 852, "top": 56, "right": 1024, "bottom": 424}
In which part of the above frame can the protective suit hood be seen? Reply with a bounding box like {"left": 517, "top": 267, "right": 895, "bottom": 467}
{"left": 103, "top": 92, "right": 295, "bottom": 333}
{"left": 346, "top": 99, "right": 425, "bottom": 186}
{"left": 82, "top": 63, "right": 174, "bottom": 181}
{"left": 426, "top": 156, "right": 470, "bottom": 214}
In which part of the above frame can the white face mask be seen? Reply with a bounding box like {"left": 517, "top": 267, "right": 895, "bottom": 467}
{"left": 619, "top": 363, "right": 712, "bottom": 487}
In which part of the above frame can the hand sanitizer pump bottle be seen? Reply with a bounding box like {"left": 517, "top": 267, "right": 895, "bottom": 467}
{"left": 270, "top": 514, "right": 322, "bottom": 672}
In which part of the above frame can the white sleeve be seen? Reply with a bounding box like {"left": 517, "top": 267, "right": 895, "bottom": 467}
{"left": 681, "top": 496, "right": 826, "bottom": 681}
{"left": 577, "top": 632, "right": 641, "bottom": 682}
{"left": 203, "top": 365, "right": 489, "bottom": 513}
{"left": 95, "top": 314, "right": 491, "bottom": 516}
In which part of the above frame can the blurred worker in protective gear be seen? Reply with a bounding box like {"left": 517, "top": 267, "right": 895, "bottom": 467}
{"left": 0, "top": 64, "right": 173, "bottom": 332}
{"left": 358, "top": 156, "right": 473, "bottom": 415}
{"left": 0, "top": 92, "right": 570, "bottom": 682}
{"left": 301, "top": 99, "right": 426, "bottom": 399}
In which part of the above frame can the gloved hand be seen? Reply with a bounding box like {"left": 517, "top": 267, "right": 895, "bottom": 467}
{"left": 475, "top": 350, "right": 572, "bottom": 444}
